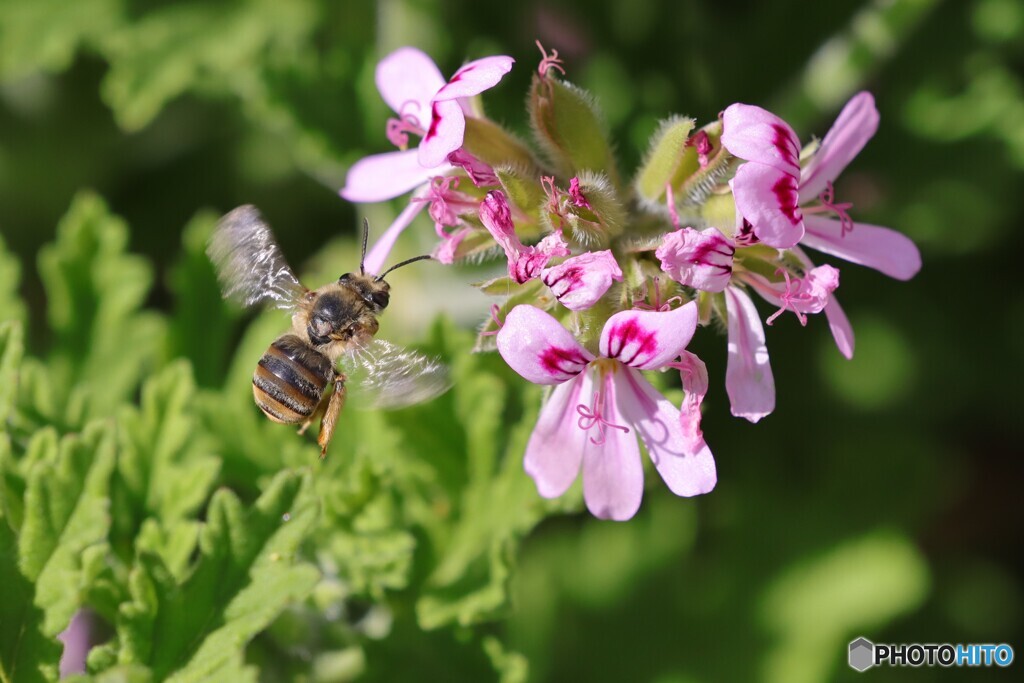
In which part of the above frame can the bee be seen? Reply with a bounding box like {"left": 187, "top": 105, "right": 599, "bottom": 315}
{"left": 208, "top": 205, "right": 449, "bottom": 457}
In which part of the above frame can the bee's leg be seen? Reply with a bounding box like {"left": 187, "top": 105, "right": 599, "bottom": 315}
{"left": 317, "top": 373, "right": 347, "bottom": 459}
{"left": 297, "top": 402, "right": 324, "bottom": 436}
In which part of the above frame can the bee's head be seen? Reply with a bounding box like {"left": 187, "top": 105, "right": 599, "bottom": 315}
{"left": 338, "top": 272, "right": 390, "bottom": 312}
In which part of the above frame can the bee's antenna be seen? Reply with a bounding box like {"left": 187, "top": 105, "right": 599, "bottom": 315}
{"left": 359, "top": 218, "right": 370, "bottom": 275}
{"left": 374, "top": 254, "right": 433, "bottom": 282}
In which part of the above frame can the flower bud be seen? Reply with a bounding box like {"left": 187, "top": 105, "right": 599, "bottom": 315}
{"left": 656, "top": 227, "right": 735, "bottom": 292}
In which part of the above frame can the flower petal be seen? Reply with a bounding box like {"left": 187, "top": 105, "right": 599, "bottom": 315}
{"left": 340, "top": 149, "right": 441, "bottom": 203}
{"left": 497, "top": 305, "right": 593, "bottom": 385}
{"left": 362, "top": 193, "right": 428, "bottom": 276}
{"left": 656, "top": 227, "right": 735, "bottom": 292}
{"left": 676, "top": 350, "right": 709, "bottom": 452}
{"left": 616, "top": 369, "right": 716, "bottom": 497}
{"left": 581, "top": 370, "right": 644, "bottom": 520}
{"left": 824, "top": 296, "right": 855, "bottom": 359}
{"left": 524, "top": 374, "right": 588, "bottom": 498}
{"left": 375, "top": 47, "right": 446, "bottom": 125}
{"left": 599, "top": 301, "right": 698, "bottom": 370}
{"left": 541, "top": 250, "right": 623, "bottom": 311}
{"left": 724, "top": 286, "right": 775, "bottom": 422}
{"left": 731, "top": 163, "right": 804, "bottom": 248}
{"left": 799, "top": 92, "right": 879, "bottom": 202}
{"left": 433, "top": 55, "right": 515, "bottom": 101}
{"left": 801, "top": 215, "right": 921, "bottom": 281}
{"left": 721, "top": 103, "right": 801, "bottom": 175}
{"left": 419, "top": 100, "right": 466, "bottom": 168}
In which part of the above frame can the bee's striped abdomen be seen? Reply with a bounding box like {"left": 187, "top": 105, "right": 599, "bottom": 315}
{"left": 253, "top": 334, "right": 334, "bottom": 424}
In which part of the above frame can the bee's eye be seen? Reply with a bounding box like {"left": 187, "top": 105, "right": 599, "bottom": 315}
{"left": 338, "top": 273, "right": 352, "bottom": 282}
{"left": 371, "top": 291, "right": 390, "bottom": 309}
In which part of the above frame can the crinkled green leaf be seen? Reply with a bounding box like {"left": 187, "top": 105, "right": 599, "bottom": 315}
{"left": 0, "top": 321, "right": 23, "bottom": 427}
{"left": 20, "top": 421, "right": 116, "bottom": 636}
{"left": 0, "top": 236, "right": 26, "bottom": 329}
{"left": 0, "top": 0, "right": 120, "bottom": 78}
{"left": 99, "top": 0, "right": 318, "bottom": 131}
{"left": 0, "top": 513, "right": 60, "bottom": 683}
{"left": 114, "top": 361, "right": 219, "bottom": 542}
{"left": 167, "top": 212, "right": 238, "bottom": 388}
{"left": 529, "top": 75, "right": 619, "bottom": 187}
{"left": 483, "top": 636, "right": 529, "bottom": 683}
{"left": 115, "top": 469, "right": 319, "bottom": 682}
{"left": 37, "top": 192, "right": 164, "bottom": 425}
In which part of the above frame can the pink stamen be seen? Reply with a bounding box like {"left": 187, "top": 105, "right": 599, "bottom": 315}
{"left": 576, "top": 376, "right": 629, "bottom": 445}
{"left": 765, "top": 268, "right": 808, "bottom": 327}
{"left": 480, "top": 304, "right": 505, "bottom": 336}
{"left": 386, "top": 102, "right": 427, "bottom": 150}
{"left": 536, "top": 40, "right": 566, "bottom": 78}
{"left": 686, "top": 130, "right": 712, "bottom": 169}
{"left": 810, "top": 181, "right": 855, "bottom": 236}
{"left": 665, "top": 184, "right": 681, "bottom": 231}
{"left": 568, "top": 177, "right": 591, "bottom": 209}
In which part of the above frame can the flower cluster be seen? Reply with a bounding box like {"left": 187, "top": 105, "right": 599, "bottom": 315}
{"left": 341, "top": 45, "right": 920, "bottom": 520}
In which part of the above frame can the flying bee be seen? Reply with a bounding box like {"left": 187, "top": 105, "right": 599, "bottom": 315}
{"left": 207, "top": 205, "right": 450, "bottom": 457}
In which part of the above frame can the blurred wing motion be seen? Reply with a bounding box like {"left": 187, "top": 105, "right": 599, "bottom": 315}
{"left": 207, "top": 205, "right": 307, "bottom": 310}
{"left": 345, "top": 339, "right": 451, "bottom": 410}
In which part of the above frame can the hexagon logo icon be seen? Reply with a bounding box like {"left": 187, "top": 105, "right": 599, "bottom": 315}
{"left": 849, "top": 637, "right": 875, "bottom": 672}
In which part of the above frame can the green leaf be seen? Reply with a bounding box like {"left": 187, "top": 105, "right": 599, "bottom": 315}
{"left": 167, "top": 211, "right": 238, "bottom": 388}
{"left": 0, "top": 321, "right": 24, "bottom": 427}
{"left": 0, "top": 515, "right": 60, "bottom": 683}
{"left": 20, "top": 421, "right": 116, "bottom": 636}
{"left": 113, "top": 361, "right": 220, "bottom": 542}
{"left": 528, "top": 75, "right": 619, "bottom": 187}
{"left": 115, "top": 469, "right": 320, "bottom": 682}
{"left": 37, "top": 192, "right": 164, "bottom": 425}
{"left": 0, "top": 0, "right": 120, "bottom": 78}
{"left": 0, "top": 235, "right": 26, "bottom": 329}
{"left": 98, "top": 0, "right": 319, "bottom": 131}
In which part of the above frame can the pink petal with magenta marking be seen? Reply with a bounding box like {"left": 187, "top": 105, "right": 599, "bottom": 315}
{"left": 497, "top": 305, "right": 593, "bottom": 385}
{"left": 802, "top": 215, "right": 921, "bottom": 281}
{"left": 616, "top": 369, "right": 716, "bottom": 497}
{"left": 434, "top": 55, "right": 515, "bottom": 101}
{"left": 599, "top": 301, "right": 698, "bottom": 371}
{"left": 731, "top": 163, "right": 804, "bottom": 248}
{"left": 375, "top": 47, "right": 446, "bottom": 124}
{"left": 799, "top": 92, "right": 880, "bottom": 202}
{"left": 541, "top": 250, "right": 623, "bottom": 311}
{"left": 721, "top": 103, "right": 801, "bottom": 175}
{"left": 725, "top": 286, "right": 775, "bottom": 423}
{"left": 582, "top": 370, "right": 644, "bottom": 521}
{"left": 524, "top": 373, "right": 589, "bottom": 498}
{"left": 656, "top": 227, "right": 735, "bottom": 293}
{"left": 419, "top": 99, "right": 466, "bottom": 168}
{"left": 341, "top": 149, "right": 441, "bottom": 203}
{"left": 824, "top": 296, "right": 855, "bottom": 359}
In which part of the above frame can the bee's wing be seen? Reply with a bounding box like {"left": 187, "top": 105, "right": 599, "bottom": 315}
{"left": 344, "top": 339, "right": 452, "bottom": 410}
{"left": 207, "top": 205, "right": 307, "bottom": 311}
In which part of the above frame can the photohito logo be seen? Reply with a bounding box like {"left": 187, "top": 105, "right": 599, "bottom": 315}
{"left": 848, "top": 637, "right": 1014, "bottom": 671}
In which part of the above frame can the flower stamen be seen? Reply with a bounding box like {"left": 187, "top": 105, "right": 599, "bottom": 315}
{"left": 576, "top": 377, "right": 629, "bottom": 445}
{"left": 766, "top": 268, "right": 809, "bottom": 326}
{"left": 807, "top": 181, "right": 855, "bottom": 236}
{"left": 536, "top": 40, "right": 566, "bottom": 78}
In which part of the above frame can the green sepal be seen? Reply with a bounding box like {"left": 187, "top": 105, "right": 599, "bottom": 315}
{"left": 528, "top": 75, "right": 619, "bottom": 186}
{"left": 634, "top": 116, "right": 695, "bottom": 203}
{"left": 472, "top": 279, "right": 548, "bottom": 353}
{"left": 463, "top": 117, "right": 539, "bottom": 173}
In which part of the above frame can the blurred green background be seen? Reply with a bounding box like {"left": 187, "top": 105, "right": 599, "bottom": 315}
{"left": 1, "top": 0, "right": 1022, "bottom": 681}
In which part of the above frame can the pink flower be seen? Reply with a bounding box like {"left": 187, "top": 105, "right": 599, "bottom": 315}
{"left": 656, "top": 227, "right": 735, "bottom": 292}
{"left": 721, "top": 92, "right": 922, "bottom": 281}
{"left": 480, "top": 190, "right": 569, "bottom": 284}
{"left": 496, "top": 303, "right": 716, "bottom": 520}
{"left": 340, "top": 47, "right": 513, "bottom": 272}
{"left": 541, "top": 250, "right": 623, "bottom": 311}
